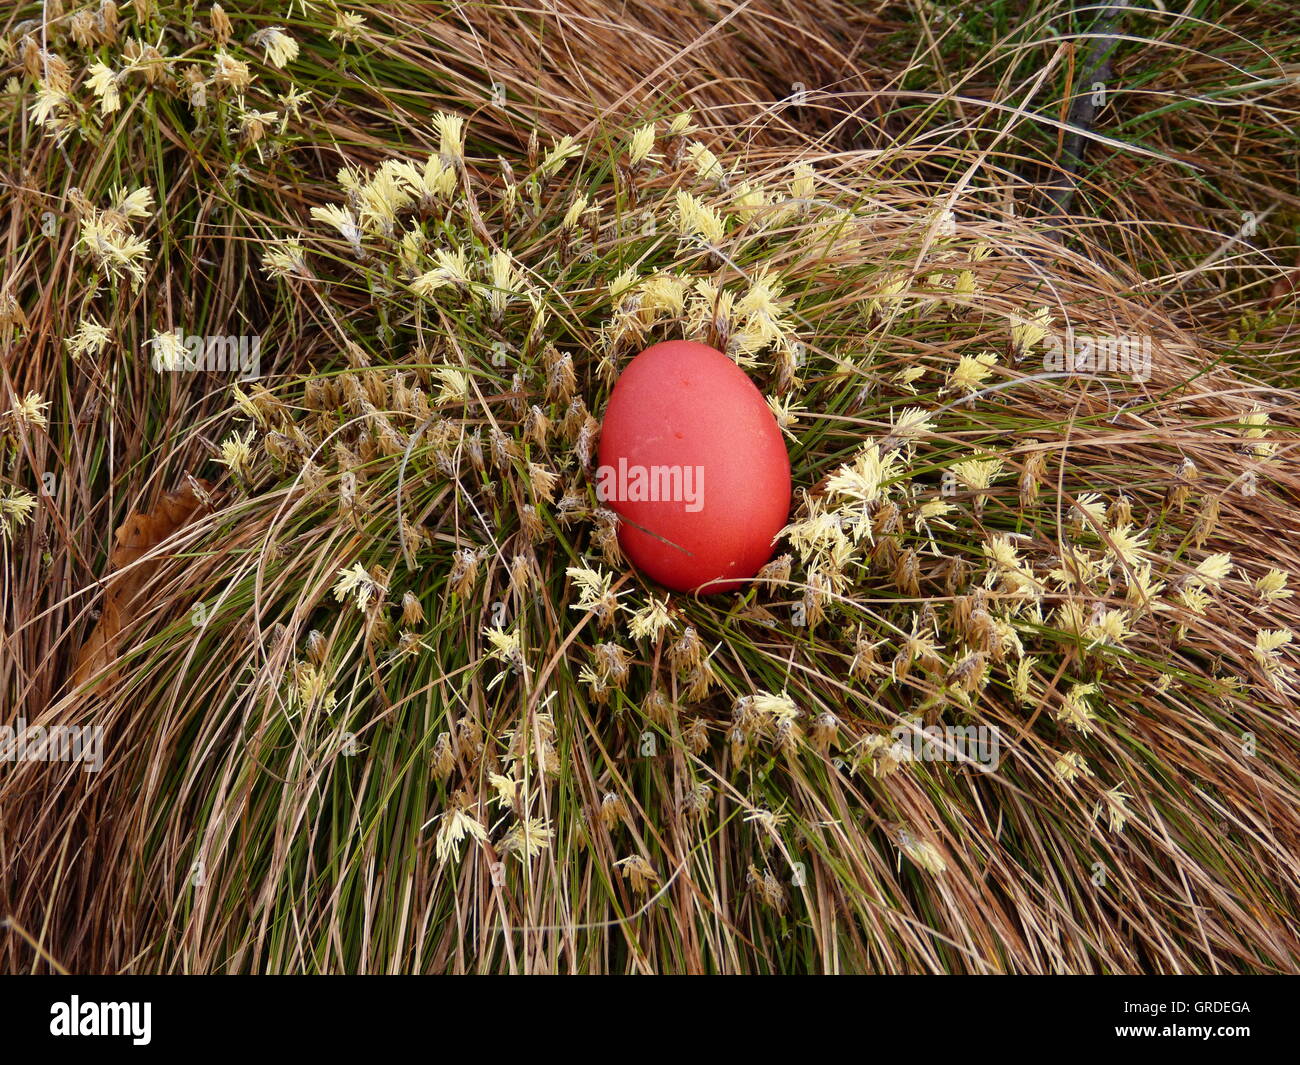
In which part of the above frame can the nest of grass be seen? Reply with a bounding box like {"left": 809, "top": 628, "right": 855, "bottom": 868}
{"left": 2, "top": 0, "right": 1299, "bottom": 973}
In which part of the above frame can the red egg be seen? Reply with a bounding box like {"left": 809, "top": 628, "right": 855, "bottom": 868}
{"left": 597, "top": 340, "right": 791, "bottom": 594}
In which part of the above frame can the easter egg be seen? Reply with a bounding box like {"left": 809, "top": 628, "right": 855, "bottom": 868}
{"left": 597, "top": 340, "right": 791, "bottom": 594}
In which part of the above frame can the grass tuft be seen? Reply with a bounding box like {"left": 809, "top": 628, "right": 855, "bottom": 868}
{"left": 2, "top": 0, "right": 1299, "bottom": 973}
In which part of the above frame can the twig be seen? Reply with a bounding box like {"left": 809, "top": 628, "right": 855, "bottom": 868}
{"left": 1045, "top": 5, "right": 1124, "bottom": 219}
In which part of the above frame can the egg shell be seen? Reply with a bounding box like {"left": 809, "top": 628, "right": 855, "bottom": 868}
{"left": 597, "top": 340, "right": 791, "bottom": 593}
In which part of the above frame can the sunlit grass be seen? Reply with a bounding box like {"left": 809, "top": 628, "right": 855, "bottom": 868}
{"left": 1, "top": 0, "right": 1298, "bottom": 974}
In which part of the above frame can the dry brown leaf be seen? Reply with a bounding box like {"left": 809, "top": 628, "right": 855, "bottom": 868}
{"left": 1268, "top": 253, "right": 1300, "bottom": 308}
{"left": 71, "top": 477, "right": 217, "bottom": 692}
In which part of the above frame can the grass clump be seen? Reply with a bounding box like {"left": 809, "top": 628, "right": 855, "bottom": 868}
{"left": 1, "top": 0, "right": 1299, "bottom": 974}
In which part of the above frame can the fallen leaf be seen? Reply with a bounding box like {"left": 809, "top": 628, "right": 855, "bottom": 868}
{"left": 71, "top": 477, "right": 216, "bottom": 692}
{"left": 1267, "top": 252, "right": 1300, "bottom": 308}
